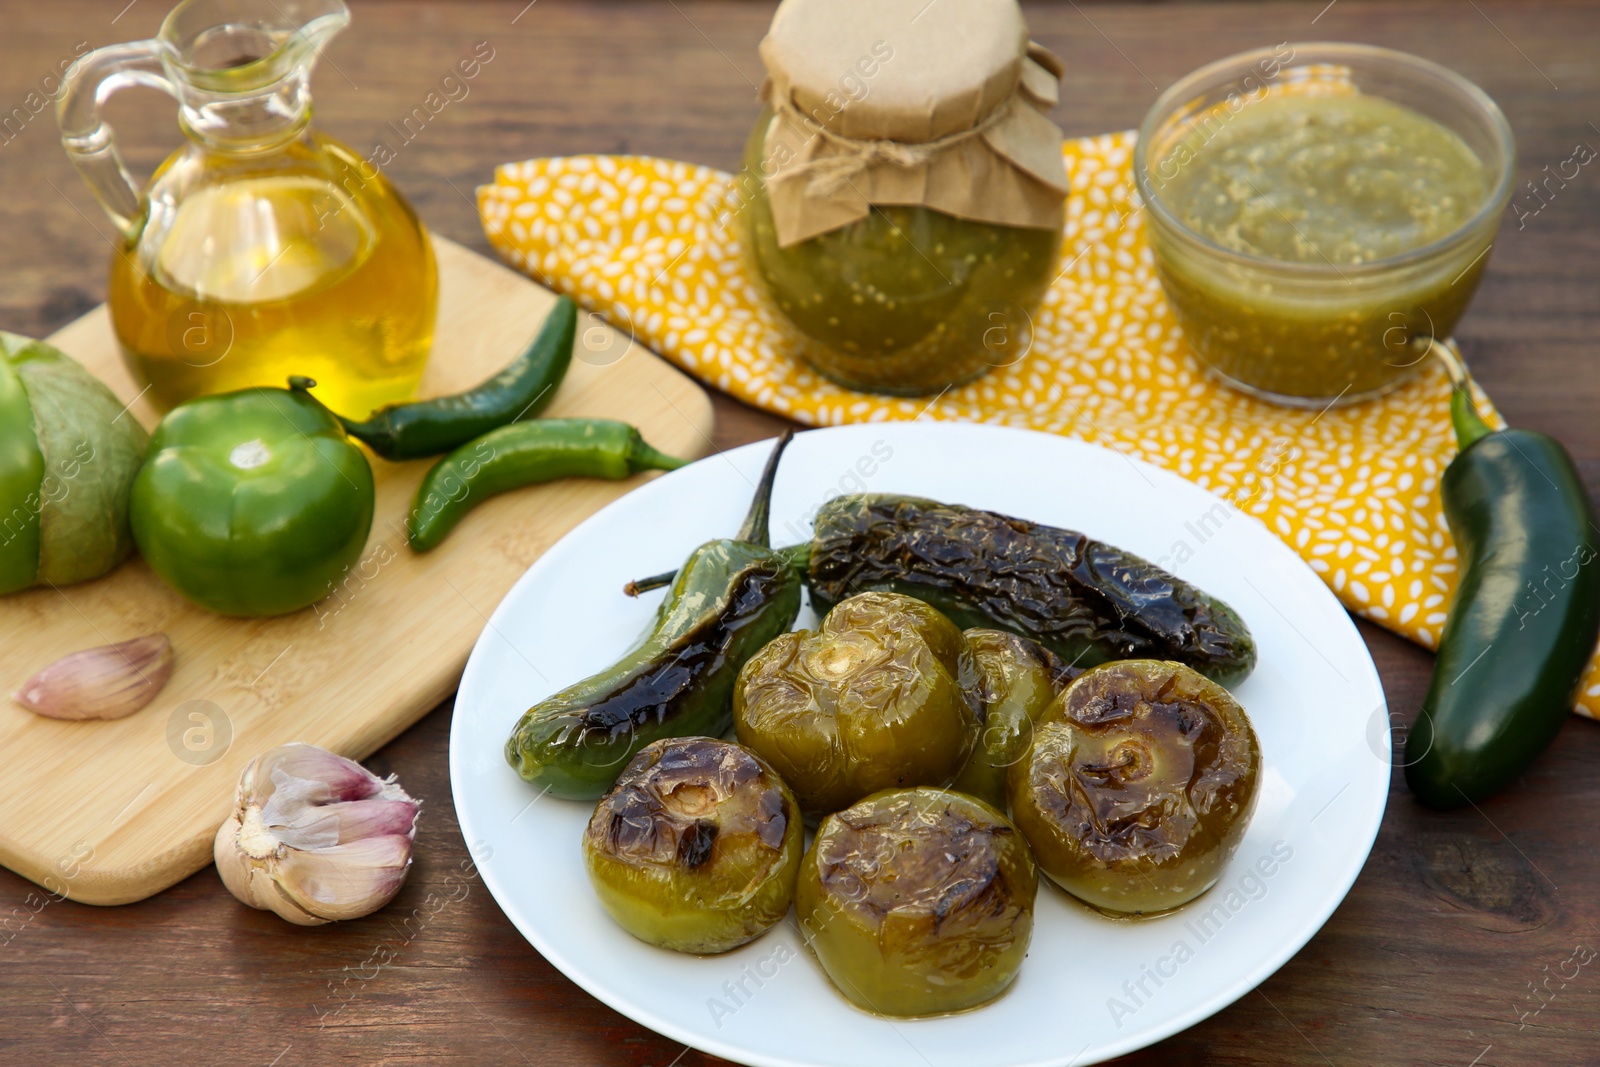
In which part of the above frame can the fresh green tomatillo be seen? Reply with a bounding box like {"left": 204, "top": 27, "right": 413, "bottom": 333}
{"left": 0, "top": 332, "right": 148, "bottom": 595}
{"left": 130, "top": 384, "right": 375, "bottom": 617}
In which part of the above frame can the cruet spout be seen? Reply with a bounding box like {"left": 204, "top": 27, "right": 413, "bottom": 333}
{"left": 163, "top": 0, "right": 352, "bottom": 84}
{"left": 57, "top": 0, "right": 352, "bottom": 234}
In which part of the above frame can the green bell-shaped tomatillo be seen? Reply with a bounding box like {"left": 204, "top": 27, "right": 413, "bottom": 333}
{"left": 131, "top": 385, "right": 375, "bottom": 617}
{"left": 0, "top": 332, "right": 148, "bottom": 595}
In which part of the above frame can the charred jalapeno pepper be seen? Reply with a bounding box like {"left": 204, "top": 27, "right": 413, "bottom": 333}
{"left": 802, "top": 495, "right": 1258, "bottom": 688}
{"left": 734, "top": 591, "right": 977, "bottom": 821}
{"left": 951, "top": 629, "right": 1079, "bottom": 810}
{"left": 796, "top": 787, "right": 1037, "bottom": 1017}
{"left": 505, "top": 433, "right": 802, "bottom": 800}
{"left": 1404, "top": 374, "right": 1600, "bottom": 807}
{"left": 405, "top": 418, "right": 687, "bottom": 552}
{"left": 293, "top": 295, "right": 577, "bottom": 460}
{"left": 1009, "top": 660, "right": 1260, "bottom": 915}
{"left": 583, "top": 737, "right": 803, "bottom": 954}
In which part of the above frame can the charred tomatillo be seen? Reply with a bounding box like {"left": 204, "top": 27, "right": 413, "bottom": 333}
{"left": 734, "top": 591, "right": 978, "bottom": 820}
{"left": 1008, "top": 660, "right": 1260, "bottom": 914}
{"left": 130, "top": 383, "right": 375, "bottom": 617}
{"left": 583, "top": 737, "right": 803, "bottom": 954}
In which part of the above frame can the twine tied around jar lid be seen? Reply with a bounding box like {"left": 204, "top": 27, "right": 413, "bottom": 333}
{"left": 756, "top": 0, "right": 1070, "bottom": 247}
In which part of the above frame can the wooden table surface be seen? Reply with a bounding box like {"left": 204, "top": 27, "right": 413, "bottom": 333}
{"left": 4, "top": 2, "right": 1599, "bottom": 1064}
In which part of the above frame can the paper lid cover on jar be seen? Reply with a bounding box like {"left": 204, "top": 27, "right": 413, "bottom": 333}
{"left": 757, "top": 0, "right": 1069, "bottom": 247}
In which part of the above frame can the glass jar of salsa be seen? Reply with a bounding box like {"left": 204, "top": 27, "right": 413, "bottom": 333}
{"left": 738, "top": 0, "right": 1069, "bottom": 396}
{"left": 1135, "top": 44, "right": 1515, "bottom": 407}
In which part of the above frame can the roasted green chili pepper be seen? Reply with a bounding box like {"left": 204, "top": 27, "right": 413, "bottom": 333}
{"left": 406, "top": 418, "right": 687, "bottom": 552}
{"left": 291, "top": 295, "right": 577, "bottom": 460}
{"left": 505, "top": 433, "right": 803, "bottom": 800}
{"left": 802, "top": 495, "right": 1258, "bottom": 687}
{"left": 583, "top": 737, "right": 803, "bottom": 954}
{"left": 1404, "top": 380, "right": 1600, "bottom": 808}
{"left": 796, "top": 787, "right": 1037, "bottom": 1017}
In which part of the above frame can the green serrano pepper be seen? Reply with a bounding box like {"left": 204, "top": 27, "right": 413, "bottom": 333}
{"left": 505, "top": 432, "right": 803, "bottom": 800}
{"left": 1404, "top": 378, "right": 1600, "bottom": 808}
{"left": 292, "top": 296, "right": 577, "bottom": 460}
{"left": 407, "top": 419, "right": 688, "bottom": 552}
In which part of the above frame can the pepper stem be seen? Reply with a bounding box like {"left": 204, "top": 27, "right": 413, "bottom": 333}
{"left": 623, "top": 540, "right": 810, "bottom": 598}
{"left": 624, "top": 570, "right": 676, "bottom": 598}
{"left": 626, "top": 434, "right": 690, "bottom": 474}
{"left": 1450, "top": 385, "right": 1494, "bottom": 450}
{"left": 735, "top": 430, "right": 794, "bottom": 548}
{"left": 1431, "top": 343, "right": 1494, "bottom": 450}
{"left": 287, "top": 375, "right": 377, "bottom": 443}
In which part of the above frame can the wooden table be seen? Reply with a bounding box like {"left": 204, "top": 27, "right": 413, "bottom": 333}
{"left": 4, "top": 2, "right": 1598, "bottom": 1064}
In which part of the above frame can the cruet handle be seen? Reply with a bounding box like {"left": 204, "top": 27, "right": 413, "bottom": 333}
{"left": 55, "top": 40, "right": 180, "bottom": 239}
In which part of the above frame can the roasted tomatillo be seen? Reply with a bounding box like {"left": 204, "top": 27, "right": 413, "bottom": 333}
{"left": 796, "top": 788, "right": 1037, "bottom": 1017}
{"left": 951, "top": 629, "right": 1078, "bottom": 810}
{"left": 1009, "top": 660, "right": 1260, "bottom": 914}
{"left": 735, "top": 592, "right": 977, "bottom": 821}
{"left": 130, "top": 386, "right": 375, "bottom": 617}
{"left": 583, "top": 737, "right": 803, "bottom": 955}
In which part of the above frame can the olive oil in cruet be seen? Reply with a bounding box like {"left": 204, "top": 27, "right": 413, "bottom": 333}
{"left": 59, "top": 0, "right": 437, "bottom": 417}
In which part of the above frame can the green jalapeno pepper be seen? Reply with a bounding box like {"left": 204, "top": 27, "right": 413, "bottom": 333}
{"left": 505, "top": 433, "right": 804, "bottom": 800}
{"left": 1404, "top": 378, "right": 1600, "bottom": 808}
{"left": 637, "top": 494, "right": 1257, "bottom": 687}
{"left": 802, "top": 495, "right": 1258, "bottom": 688}
{"left": 406, "top": 418, "right": 688, "bottom": 552}
{"left": 293, "top": 296, "right": 577, "bottom": 460}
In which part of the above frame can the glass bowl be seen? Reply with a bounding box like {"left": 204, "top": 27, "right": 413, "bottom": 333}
{"left": 1134, "top": 42, "right": 1516, "bottom": 407}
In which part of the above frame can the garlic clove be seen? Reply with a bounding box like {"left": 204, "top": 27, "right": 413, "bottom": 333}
{"left": 13, "top": 633, "right": 174, "bottom": 720}
{"left": 214, "top": 742, "right": 421, "bottom": 925}
{"left": 275, "top": 835, "right": 414, "bottom": 922}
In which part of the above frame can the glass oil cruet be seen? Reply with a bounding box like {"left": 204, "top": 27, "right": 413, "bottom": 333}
{"left": 57, "top": 0, "right": 437, "bottom": 417}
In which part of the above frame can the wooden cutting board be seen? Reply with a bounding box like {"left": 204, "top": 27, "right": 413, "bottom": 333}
{"left": 0, "top": 236, "right": 713, "bottom": 905}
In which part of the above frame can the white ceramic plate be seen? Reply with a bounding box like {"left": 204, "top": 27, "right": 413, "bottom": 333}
{"left": 450, "top": 423, "right": 1388, "bottom": 1067}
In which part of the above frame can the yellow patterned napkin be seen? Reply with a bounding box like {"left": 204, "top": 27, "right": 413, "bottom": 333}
{"left": 479, "top": 131, "right": 1600, "bottom": 718}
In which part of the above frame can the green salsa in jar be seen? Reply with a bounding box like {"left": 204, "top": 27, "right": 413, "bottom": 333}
{"left": 742, "top": 0, "right": 1070, "bottom": 396}
{"left": 737, "top": 114, "right": 1062, "bottom": 396}
{"left": 1137, "top": 45, "right": 1515, "bottom": 406}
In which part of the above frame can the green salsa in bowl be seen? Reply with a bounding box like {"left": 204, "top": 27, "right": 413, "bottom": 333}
{"left": 1135, "top": 43, "right": 1515, "bottom": 407}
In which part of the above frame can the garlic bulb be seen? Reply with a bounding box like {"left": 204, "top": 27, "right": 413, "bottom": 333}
{"left": 13, "top": 633, "right": 173, "bottom": 720}
{"left": 214, "top": 743, "right": 421, "bottom": 925}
